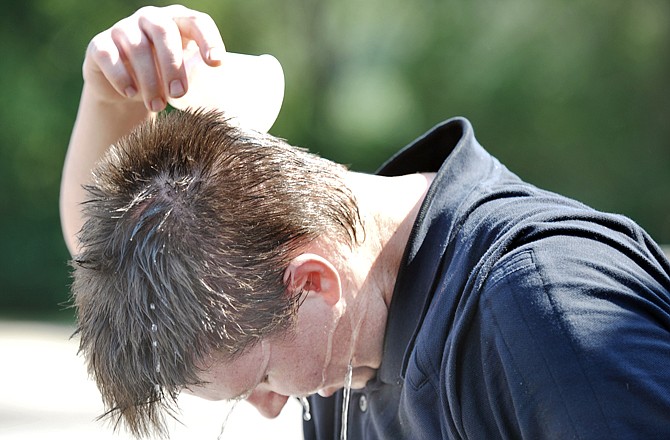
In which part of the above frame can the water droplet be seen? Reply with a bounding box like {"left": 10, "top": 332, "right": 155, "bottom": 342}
{"left": 216, "top": 400, "right": 240, "bottom": 440}
{"left": 150, "top": 303, "right": 156, "bottom": 310}
{"left": 152, "top": 340, "right": 158, "bottom": 348}
{"left": 340, "top": 361, "right": 353, "bottom": 440}
{"left": 155, "top": 362, "right": 161, "bottom": 373}
{"left": 299, "top": 396, "right": 311, "bottom": 421}
{"left": 151, "top": 324, "right": 158, "bottom": 332}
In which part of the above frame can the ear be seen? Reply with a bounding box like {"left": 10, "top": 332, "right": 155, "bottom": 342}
{"left": 283, "top": 254, "right": 342, "bottom": 306}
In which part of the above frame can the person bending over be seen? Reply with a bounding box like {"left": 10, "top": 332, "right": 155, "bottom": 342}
{"left": 60, "top": 5, "right": 670, "bottom": 439}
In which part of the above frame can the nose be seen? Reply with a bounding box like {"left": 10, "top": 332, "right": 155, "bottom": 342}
{"left": 245, "top": 389, "right": 289, "bottom": 418}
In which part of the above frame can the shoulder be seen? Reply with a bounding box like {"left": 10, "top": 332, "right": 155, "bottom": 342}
{"left": 475, "top": 239, "right": 670, "bottom": 437}
{"left": 481, "top": 235, "right": 670, "bottom": 353}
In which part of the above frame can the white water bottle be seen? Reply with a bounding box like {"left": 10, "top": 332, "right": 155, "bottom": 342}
{"left": 168, "top": 42, "right": 285, "bottom": 133}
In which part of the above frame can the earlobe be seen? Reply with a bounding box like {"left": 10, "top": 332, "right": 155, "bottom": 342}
{"left": 284, "top": 254, "right": 342, "bottom": 306}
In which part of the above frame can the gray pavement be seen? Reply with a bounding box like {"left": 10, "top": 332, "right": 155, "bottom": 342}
{"left": 0, "top": 321, "right": 302, "bottom": 440}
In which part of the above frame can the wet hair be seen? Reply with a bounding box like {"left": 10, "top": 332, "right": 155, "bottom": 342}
{"left": 70, "top": 109, "right": 360, "bottom": 438}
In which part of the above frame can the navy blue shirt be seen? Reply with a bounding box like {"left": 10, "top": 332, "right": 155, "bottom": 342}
{"left": 304, "top": 117, "right": 670, "bottom": 439}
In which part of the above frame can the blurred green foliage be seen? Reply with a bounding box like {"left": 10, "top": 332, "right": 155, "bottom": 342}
{"left": 1, "top": 0, "right": 668, "bottom": 317}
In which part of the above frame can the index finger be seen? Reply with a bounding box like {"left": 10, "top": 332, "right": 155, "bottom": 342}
{"left": 137, "top": 11, "right": 190, "bottom": 99}
{"left": 166, "top": 5, "right": 226, "bottom": 66}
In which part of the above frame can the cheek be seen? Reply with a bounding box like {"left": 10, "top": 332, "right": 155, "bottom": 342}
{"left": 272, "top": 344, "right": 329, "bottom": 394}
{"left": 273, "top": 298, "right": 344, "bottom": 394}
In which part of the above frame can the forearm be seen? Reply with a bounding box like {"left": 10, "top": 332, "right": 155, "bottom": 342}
{"left": 59, "top": 84, "right": 151, "bottom": 255}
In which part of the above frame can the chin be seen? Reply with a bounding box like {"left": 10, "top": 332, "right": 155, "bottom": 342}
{"left": 352, "top": 366, "right": 376, "bottom": 388}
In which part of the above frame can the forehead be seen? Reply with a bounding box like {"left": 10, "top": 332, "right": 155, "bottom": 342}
{"left": 190, "top": 341, "right": 270, "bottom": 401}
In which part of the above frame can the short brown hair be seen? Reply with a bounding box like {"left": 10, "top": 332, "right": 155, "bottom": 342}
{"left": 71, "top": 109, "right": 360, "bottom": 437}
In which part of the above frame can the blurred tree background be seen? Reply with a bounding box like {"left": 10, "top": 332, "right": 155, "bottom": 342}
{"left": 1, "top": 0, "right": 668, "bottom": 319}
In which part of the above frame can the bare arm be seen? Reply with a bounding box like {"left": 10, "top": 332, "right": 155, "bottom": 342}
{"left": 59, "top": 5, "right": 225, "bottom": 255}
{"left": 59, "top": 88, "right": 149, "bottom": 255}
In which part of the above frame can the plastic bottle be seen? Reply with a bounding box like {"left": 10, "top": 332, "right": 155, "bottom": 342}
{"left": 168, "top": 42, "right": 285, "bottom": 133}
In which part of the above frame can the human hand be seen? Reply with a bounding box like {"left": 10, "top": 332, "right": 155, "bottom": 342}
{"left": 83, "top": 4, "right": 226, "bottom": 112}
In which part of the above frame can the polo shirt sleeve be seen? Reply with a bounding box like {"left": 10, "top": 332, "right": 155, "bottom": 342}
{"left": 467, "top": 238, "right": 670, "bottom": 439}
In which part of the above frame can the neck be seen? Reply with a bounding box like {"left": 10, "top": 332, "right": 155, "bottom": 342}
{"left": 339, "top": 170, "right": 434, "bottom": 373}
{"left": 346, "top": 171, "right": 434, "bottom": 304}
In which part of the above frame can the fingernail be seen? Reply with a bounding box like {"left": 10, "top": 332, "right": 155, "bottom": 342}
{"left": 125, "top": 86, "right": 137, "bottom": 98}
{"left": 169, "top": 79, "right": 185, "bottom": 98}
{"left": 208, "top": 47, "right": 225, "bottom": 63}
{"left": 150, "top": 98, "right": 165, "bottom": 113}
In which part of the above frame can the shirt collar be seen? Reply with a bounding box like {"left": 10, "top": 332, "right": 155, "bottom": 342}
{"left": 375, "top": 117, "right": 495, "bottom": 384}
